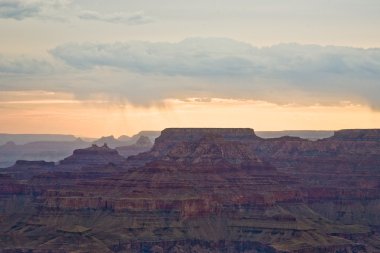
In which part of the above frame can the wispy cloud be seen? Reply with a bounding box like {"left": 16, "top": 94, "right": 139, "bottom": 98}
{"left": 0, "top": 0, "right": 70, "bottom": 20}
{"left": 0, "top": 0, "right": 153, "bottom": 24}
{"left": 0, "top": 0, "right": 40, "bottom": 20}
{"left": 0, "top": 54, "right": 53, "bottom": 74}
{"left": 78, "top": 10, "right": 153, "bottom": 25}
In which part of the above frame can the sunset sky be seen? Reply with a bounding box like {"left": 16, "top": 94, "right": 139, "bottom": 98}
{"left": 1, "top": 0, "right": 380, "bottom": 137}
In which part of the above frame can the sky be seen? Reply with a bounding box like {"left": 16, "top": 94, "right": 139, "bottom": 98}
{"left": 0, "top": 0, "right": 380, "bottom": 137}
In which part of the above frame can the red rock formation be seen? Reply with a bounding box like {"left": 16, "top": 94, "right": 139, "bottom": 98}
{"left": 1, "top": 128, "right": 380, "bottom": 252}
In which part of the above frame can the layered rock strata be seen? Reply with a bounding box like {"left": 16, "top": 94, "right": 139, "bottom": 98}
{"left": 0, "top": 128, "right": 379, "bottom": 252}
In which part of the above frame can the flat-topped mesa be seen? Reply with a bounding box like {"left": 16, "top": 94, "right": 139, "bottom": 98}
{"left": 59, "top": 144, "right": 126, "bottom": 166}
{"left": 2, "top": 160, "right": 56, "bottom": 180}
{"left": 152, "top": 128, "right": 260, "bottom": 153}
{"left": 330, "top": 129, "right": 380, "bottom": 141}
{"left": 160, "top": 128, "right": 258, "bottom": 140}
{"left": 140, "top": 128, "right": 273, "bottom": 171}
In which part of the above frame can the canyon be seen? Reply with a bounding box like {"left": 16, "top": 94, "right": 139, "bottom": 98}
{"left": 0, "top": 128, "right": 379, "bottom": 253}
{"left": 0, "top": 133, "right": 157, "bottom": 168}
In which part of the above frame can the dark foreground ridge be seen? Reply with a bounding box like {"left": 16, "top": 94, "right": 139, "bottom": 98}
{"left": 1, "top": 128, "right": 380, "bottom": 252}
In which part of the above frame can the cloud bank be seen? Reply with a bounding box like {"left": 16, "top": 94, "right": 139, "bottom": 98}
{"left": 49, "top": 38, "right": 380, "bottom": 107}
{"left": 51, "top": 38, "right": 380, "bottom": 78}
{"left": 1, "top": 38, "right": 380, "bottom": 109}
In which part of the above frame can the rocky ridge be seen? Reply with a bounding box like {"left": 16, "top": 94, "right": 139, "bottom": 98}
{"left": 59, "top": 143, "right": 126, "bottom": 166}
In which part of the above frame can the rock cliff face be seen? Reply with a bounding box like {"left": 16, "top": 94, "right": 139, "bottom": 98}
{"left": 0, "top": 128, "right": 380, "bottom": 253}
{"left": 0, "top": 174, "right": 25, "bottom": 194}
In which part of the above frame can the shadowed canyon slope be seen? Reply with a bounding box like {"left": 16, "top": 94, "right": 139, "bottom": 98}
{"left": 1, "top": 128, "right": 380, "bottom": 252}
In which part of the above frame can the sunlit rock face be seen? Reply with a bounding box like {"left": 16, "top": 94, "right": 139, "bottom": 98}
{"left": 0, "top": 128, "right": 380, "bottom": 252}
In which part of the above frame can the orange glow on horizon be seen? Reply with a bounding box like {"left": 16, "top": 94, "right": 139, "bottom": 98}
{"left": 0, "top": 91, "right": 379, "bottom": 137}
